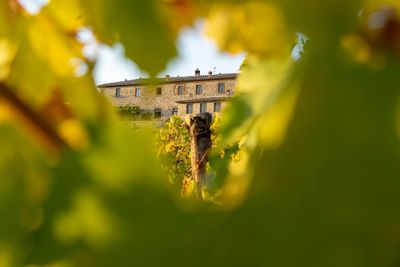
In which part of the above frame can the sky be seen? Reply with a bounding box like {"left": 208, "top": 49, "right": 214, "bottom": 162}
{"left": 18, "top": 0, "right": 308, "bottom": 86}
{"left": 18, "top": 0, "right": 48, "bottom": 14}
{"left": 93, "top": 21, "right": 246, "bottom": 84}
{"left": 18, "top": 0, "right": 245, "bottom": 85}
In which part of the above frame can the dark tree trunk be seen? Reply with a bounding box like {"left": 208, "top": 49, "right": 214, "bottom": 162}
{"left": 187, "top": 112, "right": 212, "bottom": 198}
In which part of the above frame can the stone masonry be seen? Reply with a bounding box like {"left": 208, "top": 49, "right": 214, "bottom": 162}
{"left": 97, "top": 69, "right": 237, "bottom": 118}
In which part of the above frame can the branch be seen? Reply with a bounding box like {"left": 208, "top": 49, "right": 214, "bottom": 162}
{"left": 0, "top": 82, "right": 69, "bottom": 153}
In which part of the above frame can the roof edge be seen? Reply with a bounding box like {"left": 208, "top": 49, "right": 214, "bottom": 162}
{"left": 176, "top": 96, "right": 231, "bottom": 104}
{"left": 97, "top": 73, "right": 239, "bottom": 88}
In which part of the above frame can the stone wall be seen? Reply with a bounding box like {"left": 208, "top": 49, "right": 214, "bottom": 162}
{"left": 176, "top": 101, "right": 229, "bottom": 116}
{"left": 100, "top": 77, "right": 236, "bottom": 117}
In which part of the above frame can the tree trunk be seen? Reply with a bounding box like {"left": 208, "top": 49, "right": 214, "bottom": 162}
{"left": 187, "top": 112, "right": 212, "bottom": 198}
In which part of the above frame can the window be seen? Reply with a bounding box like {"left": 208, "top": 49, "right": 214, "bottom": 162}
{"left": 135, "top": 87, "right": 140, "bottom": 97}
{"left": 214, "top": 102, "right": 221, "bottom": 112}
{"left": 186, "top": 103, "right": 193, "bottom": 114}
{"left": 218, "top": 83, "right": 225, "bottom": 93}
{"left": 177, "top": 85, "right": 184, "bottom": 95}
{"left": 154, "top": 108, "right": 162, "bottom": 118}
{"left": 195, "top": 84, "right": 202, "bottom": 95}
{"left": 172, "top": 107, "right": 178, "bottom": 115}
{"left": 156, "top": 87, "right": 162, "bottom": 95}
{"left": 200, "top": 103, "right": 207, "bottom": 113}
{"left": 115, "top": 87, "right": 121, "bottom": 97}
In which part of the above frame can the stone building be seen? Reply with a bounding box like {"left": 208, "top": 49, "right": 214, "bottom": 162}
{"left": 97, "top": 69, "right": 237, "bottom": 117}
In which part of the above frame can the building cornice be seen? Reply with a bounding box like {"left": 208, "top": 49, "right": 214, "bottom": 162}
{"left": 97, "top": 73, "right": 238, "bottom": 88}
{"left": 175, "top": 96, "right": 230, "bottom": 104}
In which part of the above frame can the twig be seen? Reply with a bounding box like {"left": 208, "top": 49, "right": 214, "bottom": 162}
{"left": 0, "top": 82, "right": 69, "bottom": 153}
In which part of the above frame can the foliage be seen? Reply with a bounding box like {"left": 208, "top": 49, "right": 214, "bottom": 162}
{"left": 157, "top": 114, "right": 240, "bottom": 198}
{"left": 157, "top": 115, "right": 191, "bottom": 188}
{"left": 118, "top": 105, "right": 158, "bottom": 121}
{"left": 1, "top": 0, "right": 400, "bottom": 266}
{"left": 118, "top": 104, "right": 141, "bottom": 116}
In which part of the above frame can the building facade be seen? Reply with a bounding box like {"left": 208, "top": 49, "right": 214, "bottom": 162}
{"left": 97, "top": 69, "right": 237, "bottom": 117}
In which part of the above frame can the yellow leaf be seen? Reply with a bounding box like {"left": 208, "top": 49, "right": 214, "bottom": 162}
{"left": 0, "top": 38, "right": 17, "bottom": 81}
{"left": 257, "top": 84, "right": 300, "bottom": 149}
{"left": 205, "top": 1, "right": 290, "bottom": 58}
{"left": 27, "top": 16, "right": 82, "bottom": 77}
{"left": 58, "top": 119, "right": 89, "bottom": 150}
{"left": 45, "top": 0, "right": 86, "bottom": 32}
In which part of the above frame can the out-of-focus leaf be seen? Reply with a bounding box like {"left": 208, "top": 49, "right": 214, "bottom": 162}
{"left": 364, "top": 0, "right": 400, "bottom": 15}
{"left": 44, "top": 0, "right": 87, "bottom": 32}
{"left": 341, "top": 34, "right": 372, "bottom": 65}
{"left": 27, "top": 16, "right": 82, "bottom": 77}
{"left": 218, "top": 96, "right": 252, "bottom": 144}
{"left": 0, "top": 1, "right": 18, "bottom": 35}
{"left": 6, "top": 35, "right": 56, "bottom": 108}
{"left": 0, "top": 124, "right": 50, "bottom": 267}
{"left": 256, "top": 82, "right": 300, "bottom": 149}
{"left": 160, "top": 0, "right": 202, "bottom": 35}
{"left": 2, "top": 0, "right": 400, "bottom": 266}
{"left": 0, "top": 38, "right": 17, "bottom": 81}
{"left": 91, "top": 0, "right": 177, "bottom": 76}
{"left": 53, "top": 189, "right": 117, "bottom": 248}
{"left": 277, "top": 0, "right": 362, "bottom": 38}
{"left": 83, "top": 126, "right": 165, "bottom": 191}
{"left": 6, "top": 14, "right": 83, "bottom": 109}
{"left": 219, "top": 57, "right": 296, "bottom": 146}
{"left": 205, "top": 1, "right": 290, "bottom": 58}
{"left": 60, "top": 74, "right": 109, "bottom": 122}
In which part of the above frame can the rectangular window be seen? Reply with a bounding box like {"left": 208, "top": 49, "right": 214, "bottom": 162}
{"left": 218, "top": 83, "right": 225, "bottom": 93}
{"left": 186, "top": 103, "right": 193, "bottom": 114}
{"left": 200, "top": 103, "right": 207, "bottom": 113}
{"left": 115, "top": 87, "right": 121, "bottom": 97}
{"left": 214, "top": 102, "right": 221, "bottom": 112}
{"left": 156, "top": 87, "right": 162, "bottom": 95}
{"left": 135, "top": 87, "right": 140, "bottom": 97}
{"left": 177, "top": 85, "right": 184, "bottom": 95}
{"left": 195, "top": 84, "right": 202, "bottom": 95}
{"left": 172, "top": 107, "right": 178, "bottom": 115}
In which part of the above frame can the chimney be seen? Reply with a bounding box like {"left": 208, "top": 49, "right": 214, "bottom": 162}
{"left": 165, "top": 74, "right": 170, "bottom": 81}
{"left": 195, "top": 68, "right": 200, "bottom": 77}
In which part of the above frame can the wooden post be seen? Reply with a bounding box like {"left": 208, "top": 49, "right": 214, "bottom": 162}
{"left": 187, "top": 112, "right": 212, "bottom": 198}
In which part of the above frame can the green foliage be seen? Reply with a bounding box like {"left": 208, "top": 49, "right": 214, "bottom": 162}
{"left": 157, "top": 114, "right": 241, "bottom": 198}
{"left": 1, "top": 0, "right": 400, "bottom": 266}
{"left": 91, "top": 0, "right": 178, "bottom": 76}
{"left": 118, "top": 105, "right": 141, "bottom": 116}
{"left": 118, "top": 105, "right": 158, "bottom": 121}
{"left": 157, "top": 115, "right": 191, "bottom": 188}
{"left": 117, "top": 105, "right": 142, "bottom": 122}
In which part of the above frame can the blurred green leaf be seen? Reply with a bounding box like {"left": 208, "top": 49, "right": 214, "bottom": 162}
{"left": 91, "top": 0, "right": 177, "bottom": 76}
{"left": 1, "top": 0, "right": 400, "bottom": 267}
